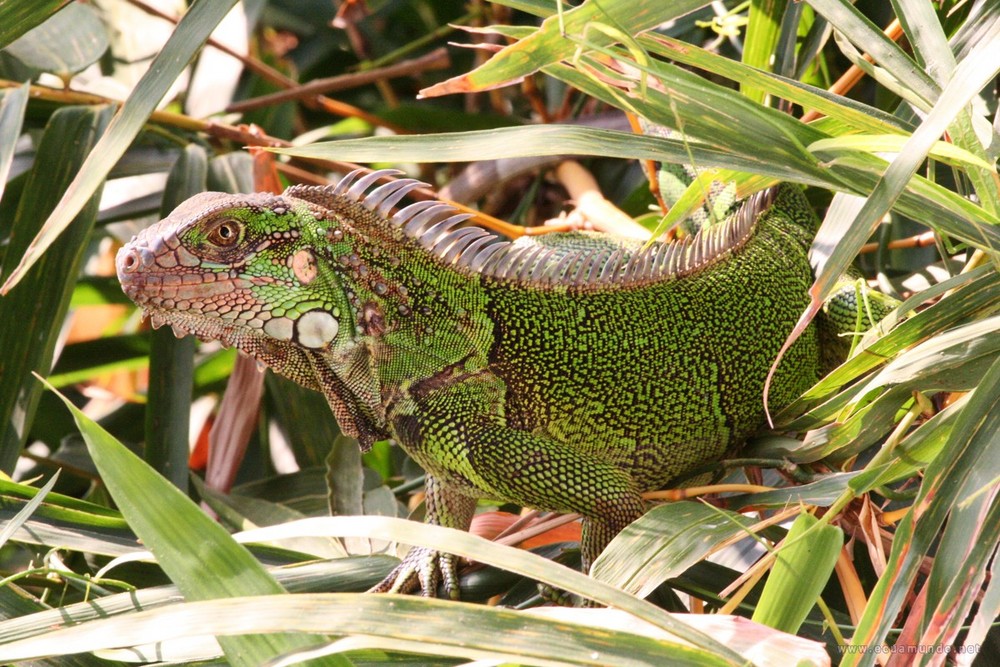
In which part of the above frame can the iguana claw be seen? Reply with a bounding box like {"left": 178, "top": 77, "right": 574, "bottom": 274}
{"left": 370, "top": 547, "right": 462, "bottom": 600}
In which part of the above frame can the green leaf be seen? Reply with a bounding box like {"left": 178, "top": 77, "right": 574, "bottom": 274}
{"left": 806, "top": 0, "right": 938, "bottom": 108}
{"left": 641, "top": 33, "right": 909, "bottom": 136}
{"left": 273, "top": 125, "right": 831, "bottom": 185}
{"left": 0, "top": 104, "right": 113, "bottom": 472}
{"left": 46, "top": 334, "right": 151, "bottom": 389}
{"left": 742, "top": 0, "right": 784, "bottom": 104}
{"left": 726, "top": 472, "right": 861, "bottom": 509}
{"left": 783, "top": 316, "right": 1000, "bottom": 463}
{"left": 38, "top": 377, "right": 344, "bottom": 667}
{"left": 776, "top": 264, "right": 1000, "bottom": 425}
{"left": 0, "top": 0, "right": 240, "bottom": 294}
{"left": 809, "top": 20, "right": 1000, "bottom": 309}
{"left": 751, "top": 512, "right": 842, "bottom": 633}
{"left": 0, "top": 476, "right": 139, "bottom": 557}
{"left": 0, "top": 3, "right": 108, "bottom": 79}
{"left": 0, "top": 472, "right": 60, "bottom": 550}
{"left": 844, "top": 353, "right": 1000, "bottom": 665}
{"left": 591, "top": 502, "right": 758, "bottom": 598}
{"left": 809, "top": 134, "right": 997, "bottom": 172}
{"left": 0, "top": 0, "right": 69, "bottom": 50}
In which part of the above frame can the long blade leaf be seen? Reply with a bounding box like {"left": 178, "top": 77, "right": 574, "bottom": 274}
{"left": 38, "top": 378, "right": 344, "bottom": 667}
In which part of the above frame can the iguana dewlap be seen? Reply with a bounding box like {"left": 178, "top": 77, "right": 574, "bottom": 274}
{"left": 116, "top": 168, "right": 880, "bottom": 599}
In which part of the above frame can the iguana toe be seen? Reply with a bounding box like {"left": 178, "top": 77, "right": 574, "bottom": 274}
{"left": 371, "top": 547, "right": 461, "bottom": 599}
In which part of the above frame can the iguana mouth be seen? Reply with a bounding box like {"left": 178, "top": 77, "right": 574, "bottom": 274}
{"left": 118, "top": 240, "right": 267, "bottom": 358}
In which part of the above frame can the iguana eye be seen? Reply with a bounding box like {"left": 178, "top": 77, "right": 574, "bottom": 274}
{"left": 208, "top": 220, "right": 241, "bottom": 246}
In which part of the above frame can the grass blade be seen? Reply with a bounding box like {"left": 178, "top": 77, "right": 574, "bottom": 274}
{"left": 0, "top": 104, "right": 113, "bottom": 472}
{"left": 0, "top": 472, "right": 59, "bottom": 549}
{"left": 806, "top": 0, "right": 938, "bottom": 107}
{"left": 810, "top": 27, "right": 1000, "bottom": 302}
{"left": 0, "top": 593, "right": 772, "bottom": 667}
{"left": 0, "top": 82, "right": 29, "bottom": 204}
{"left": 38, "top": 377, "right": 345, "bottom": 667}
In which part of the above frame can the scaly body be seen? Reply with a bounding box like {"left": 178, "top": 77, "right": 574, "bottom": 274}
{"left": 117, "top": 169, "right": 876, "bottom": 598}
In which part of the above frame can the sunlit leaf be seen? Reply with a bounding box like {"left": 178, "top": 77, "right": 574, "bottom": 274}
{"left": 0, "top": 3, "right": 108, "bottom": 79}
{"left": 591, "top": 502, "right": 757, "bottom": 598}
{"left": 0, "top": 593, "right": 816, "bottom": 667}
{"left": 421, "top": 0, "right": 715, "bottom": 96}
{"left": 40, "top": 379, "right": 343, "bottom": 667}
{"left": 0, "top": 82, "right": 29, "bottom": 204}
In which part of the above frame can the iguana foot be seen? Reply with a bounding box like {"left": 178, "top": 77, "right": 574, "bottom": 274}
{"left": 370, "top": 546, "right": 462, "bottom": 599}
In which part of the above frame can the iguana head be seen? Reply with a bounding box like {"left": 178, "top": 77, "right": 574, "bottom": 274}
{"left": 114, "top": 169, "right": 473, "bottom": 447}
{"left": 116, "top": 190, "right": 349, "bottom": 362}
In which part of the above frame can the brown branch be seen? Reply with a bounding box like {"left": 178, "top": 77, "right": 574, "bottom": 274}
{"left": 226, "top": 47, "right": 451, "bottom": 112}
{"left": 126, "top": 0, "right": 297, "bottom": 89}
{"left": 859, "top": 230, "right": 937, "bottom": 254}
{"left": 125, "top": 0, "right": 406, "bottom": 132}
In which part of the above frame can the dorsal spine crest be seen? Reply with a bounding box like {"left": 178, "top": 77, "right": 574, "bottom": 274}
{"left": 283, "top": 168, "right": 782, "bottom": 290}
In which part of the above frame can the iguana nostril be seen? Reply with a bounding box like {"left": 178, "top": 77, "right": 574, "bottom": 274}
{"left": 116, "top": 248, "right": 135, "bottom": 274}
{"left": 116, "top": 246, "right": 148, "bottom": 275}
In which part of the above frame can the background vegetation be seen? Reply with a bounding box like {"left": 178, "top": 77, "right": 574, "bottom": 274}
{"left": 0, "top": 0, "right": 997, "bottom": 665}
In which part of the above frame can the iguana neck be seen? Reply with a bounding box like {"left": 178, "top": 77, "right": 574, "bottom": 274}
{"left": 287, "top": 190, "right": 496, "bottom": 385}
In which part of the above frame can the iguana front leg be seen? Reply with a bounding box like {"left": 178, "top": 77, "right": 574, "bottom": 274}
{"left": 375, "top": 367, "right": 645, "bottom": 598}
{"left": 371, "top": 474, "right": 477, "bottom": 599}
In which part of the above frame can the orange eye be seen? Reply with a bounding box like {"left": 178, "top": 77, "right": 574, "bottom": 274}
{"left": 208, "top": 221, "right": 240, "bottom": 246}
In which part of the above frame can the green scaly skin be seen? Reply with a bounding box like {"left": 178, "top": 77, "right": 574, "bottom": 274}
{"left": 116, "top": 169, "right": 887, "bottom": 600}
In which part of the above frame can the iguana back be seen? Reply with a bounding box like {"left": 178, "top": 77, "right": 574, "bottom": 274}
{"left": 480, "top": 185, "right": 819, "bottom": 491}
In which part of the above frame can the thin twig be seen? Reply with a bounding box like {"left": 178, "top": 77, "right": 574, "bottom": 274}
{"left": 227, "top": 48, "right": 451, "bottom": 112}
{"left": 126, "top": 0, "right": 297, "bottom": 89}
{"left": 125, "top": 0, "right": 405, "bottom": 131}
{"left": 859, "top": 230, "right": 937, "bottom": 254}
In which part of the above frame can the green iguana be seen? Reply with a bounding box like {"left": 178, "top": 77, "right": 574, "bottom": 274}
{"left": 116, "top": 167, "right": 891, "bottom": 599}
